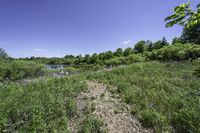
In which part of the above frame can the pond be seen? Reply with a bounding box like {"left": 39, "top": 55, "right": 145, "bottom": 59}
{"left": 46, "top": 65, "right": 66, "bottom": 70}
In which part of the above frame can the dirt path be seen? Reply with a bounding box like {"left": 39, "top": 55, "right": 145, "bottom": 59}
{"left": 68, "top": 81, "right": 153, "bottom": 133}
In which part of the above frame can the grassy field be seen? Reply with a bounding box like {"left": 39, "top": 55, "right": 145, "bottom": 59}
{"left": 0, "top": 61, "right": 200, "bottom": 133}
{"left": 87, "top": 61, "right": 200, "bottom": 133}
{"left": 0, "top": 75, "right": 88, "bottom": 132}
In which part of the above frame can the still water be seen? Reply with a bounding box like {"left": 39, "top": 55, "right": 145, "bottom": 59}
{"left": 46, "top": 65, "right": 66, "bottom": 70}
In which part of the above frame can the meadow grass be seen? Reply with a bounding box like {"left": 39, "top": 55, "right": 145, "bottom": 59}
{"left": 1, "top": 61, "right": 200, "bottom": 133}
{"left": 0, "top": 75, "right": 87, "bottom": 132}
{"left": 86, "top": 61, "right": 200, "bottom": 133}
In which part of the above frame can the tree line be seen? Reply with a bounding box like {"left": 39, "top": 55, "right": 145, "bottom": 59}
{"left": 1, "top": 38, "right": 200, "bottom": 68}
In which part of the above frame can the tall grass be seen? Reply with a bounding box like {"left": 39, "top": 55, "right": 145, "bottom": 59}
{"left": 1, "top": 60, "right": 199, "bottom": 132}
{"left": 0, "top": 75, "right": 87, "bottom": 132}
{"left": 87, "top": 61, "right": 200, "bottom": 133}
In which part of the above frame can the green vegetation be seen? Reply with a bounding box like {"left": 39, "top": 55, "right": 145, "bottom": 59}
{"left": 19, "top": 42, "right": 200, "bottom": 68}
{"left": 1, "top": 60, "right": 199, "bottom": 132}
{"left": 87, "top": 61, "right": 200, "bottom": 133}
{"left": 0, "top": 48, "right": 9, "bottom": 59}
{"left": 194, "top": 67, "right": 200, "bottom": 77}
{"left": 146, "top": 43, "right": 200, "bottom": 61}
{"left": 0, "top": 1, "right": 200, "bottom": 132}
{"left": 165, "top": 1, "right": 200, "bottom": 28}
{"left": 0, "top": 75, "right": 87, "bottom": 132}
{"left": 0, "top": 59, "right": 46, "bottom": 81}
{"left": 165, "top": 1, "right": 200, "bottom": 44}
{"left": 79, "top": 116, "right": 105, "bottom": 133}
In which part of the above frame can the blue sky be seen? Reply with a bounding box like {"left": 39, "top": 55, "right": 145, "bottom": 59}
{"left": 0, "top": 0, "right": 199, "bottom": 58}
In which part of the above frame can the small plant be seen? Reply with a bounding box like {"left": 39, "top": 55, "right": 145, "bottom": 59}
{"left": 91, "top": 103, "right": 96, "bottom": 112}
{"left": 79, "top": 116, "right": 105, "bottom": 133}
{"left": 114, "top": 107, "right": 123, "bottom": 114}
{"left": 65, "top": 99, "right": 77, "bottom": 118}
{"left": 130, "top": 106, "right": 139, "bottom": 115}
{"left": 100, "top": 93, "right": 105, "bottom": 98}
{"left": 90, "top": 96, "right": 95, "bottom": 101}
{"left": 84, "top": 102, "right": 96, "bottom": 114}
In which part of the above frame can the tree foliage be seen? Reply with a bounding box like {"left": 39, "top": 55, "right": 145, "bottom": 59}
{"left": 114, "top": 48, "right": 123, "bottom": 57}
{"left": 172, "top": 37, "right": 182, "bottom": 45}
{"left": 0, "top": 48, "right": 9, "bottom": 58}
{"left": 165, "top": 1, "right": 200, "bottom": 28}
{"left": 123, "top": 47, "right": 133, "bottom": 56}
{"left": 134, "top": 41, "right": 147, "bottom": 53}
{"left": 180, "top": 23, "right": 200, "bottom": 44}
{"left": 165, "top": 1, "right": 200, "bottom": 44}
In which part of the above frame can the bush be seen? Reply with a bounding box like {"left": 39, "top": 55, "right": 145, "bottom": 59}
{"left": 0, "top": 60, "right": 46, "bottom": 81}
{"left": 150, "top": 43, "right": 200, "bottom": 61}
{"left": 105, "top": 58, "right": 121, "bottom": 67}
{"left": 125, "top": 54, "right": 145, "bottom": 64}
{"left": 91, "top": 64, "right": 102, "bottom": 71}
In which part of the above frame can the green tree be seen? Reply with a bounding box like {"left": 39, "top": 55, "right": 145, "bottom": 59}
{"left": 172, "top": 37, "right": 182, "bottom": 45}
{"left": 161, "top": 37, "right": 169, "bottom": 47}
{"left": 134, "top": 41, "right": 147, "bottom": 53}
{"left": 114, "top": 48, "right": 123, "bottom": 57}
{"left": 0, "top": 48, "right": 9, "bottom": 58}
{"left": 124, "top": 47, "right": 133, "bottom": 56}
{"left": 153, "top": 41, "right": 163, "bottom": 50}
{"left": 75, "top": 54, "right": 83, "bottom": 65}
{"left": 90, "top": 53, "right": 98, "bottom": 64}
{"left": 103, "top": 51, "right": 113, "bottom": 60}
{"left": 165, "top": 1, "right": 200, "bottom": 28}
{"left": 180, "top": 24, "right": 200, "bottom": 44}
{"left": 98, "top": 53, "right": 104, "bottom": 60}
{"left": 165, "top": 1, "right": 200, "bottom": 44}
{"left": 146, "top": 40, "right": 153, "bottom": 51}
{"left": 64, "top": 55, "right": 75, "bottom": 59}
{"left": 84, "top": 54, "right": 91, "bottom": 64}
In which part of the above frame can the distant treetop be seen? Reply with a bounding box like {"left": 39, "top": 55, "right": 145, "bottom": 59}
{"left": 0, "top": 48, "right": 9, "bottom": 59}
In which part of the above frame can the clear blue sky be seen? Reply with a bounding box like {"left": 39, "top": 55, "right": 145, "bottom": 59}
{"left": 0, "top": 0, "right": 199, "bottom": 58}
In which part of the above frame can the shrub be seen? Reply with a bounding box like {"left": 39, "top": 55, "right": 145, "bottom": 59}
{"left": 125, "top": 54, "right": 145, "bottom": 64}
{"left": 0, "top": 60, "right": 46, "bottom": 81}
{"left": 150, "top": 43, "right": 200, "bottom": 61}
{"left": 105, "top": 58, "right": 121, "bottom": 67}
